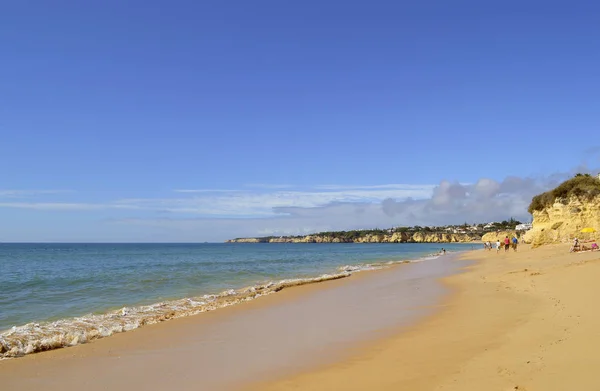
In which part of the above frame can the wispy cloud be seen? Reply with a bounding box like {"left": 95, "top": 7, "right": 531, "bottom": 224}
{"left": 0, "top": 202, "right": 136, "bottom": 211}
{"left": 314, "top": 184, "right": 437, "bottom": 191}
{"left": 243, "top": 183, "right": 294, "bottom": 189}
{"left": 0, "top": 184, "right": 436, "bottom": 217}
{"left": 172, "top": 189, "right": 243, "bottom": 193}
{"left": 0, "top": 190, "right": 72, "bottom": 198}
{"left": 112, "top": 185, "right": 436, "bottom": 216}
{"left": 584, "top": 145, "right": 600, "bottom": 155}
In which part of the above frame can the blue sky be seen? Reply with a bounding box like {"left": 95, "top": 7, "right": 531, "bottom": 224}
{"left": 1, "top": 1, "right": 600, "bottom": 241}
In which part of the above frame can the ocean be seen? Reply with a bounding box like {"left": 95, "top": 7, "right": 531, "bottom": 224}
{"left": 0, "top": 242, "right": 474, "bottom": 358}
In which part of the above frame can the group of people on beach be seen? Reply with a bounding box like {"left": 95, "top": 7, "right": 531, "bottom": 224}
{"left": 569, "top": 237, "right": 599, "bottom": 253}
{"left": 483, "top": 236, "right": 518, "bottom": 253}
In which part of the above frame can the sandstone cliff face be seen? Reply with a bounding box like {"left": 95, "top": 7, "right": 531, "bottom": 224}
{"left": 481, "top": 231, "right": 519, "bottom": 243}
{"left": 380, "top": 232, "right": 412, "bottom": 243}
{"left": 522, "top": 197, "right": 600, "bottom": 247}
{"left": 411, "top": 232, "right": 473, "bottom": 243}
{"left": 226, "top": 232, "right": 476, "bottom": 243}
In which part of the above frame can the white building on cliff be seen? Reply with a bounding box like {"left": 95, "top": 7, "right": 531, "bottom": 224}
{"left": 516, "top": 223, "right": 533, "bottom": 231}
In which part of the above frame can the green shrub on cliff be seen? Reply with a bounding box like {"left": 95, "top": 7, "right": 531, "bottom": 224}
{"left": 528, "top": 174, "right": 600, "bottom": 213}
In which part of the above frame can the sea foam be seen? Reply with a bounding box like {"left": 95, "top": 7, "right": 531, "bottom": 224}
{"left": 0, "top": 272, "right": 351, "bottom": 359}
{"left": 0, "top": 252, "right": 447, "bottom": 359}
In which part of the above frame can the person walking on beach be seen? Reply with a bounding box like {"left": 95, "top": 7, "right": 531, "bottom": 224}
{"left": 504, "top": 236, "right": 510, "bottom": 252}
{"left": 511, "top": 236, "right": 518, "bottom": 252}
{"left": 495, "top": 240, "right": 501, "bottom": 253}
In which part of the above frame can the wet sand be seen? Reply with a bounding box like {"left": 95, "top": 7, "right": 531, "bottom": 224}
{"left": 0, "top": 254, "right": 468, "bottom": 391}
{"left": 256, "top": 244, "right": 600, "bottom": 391}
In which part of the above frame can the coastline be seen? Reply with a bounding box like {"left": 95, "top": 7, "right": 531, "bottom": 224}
{"left": 0, "top": 251, "right": 468, "bottom": 390}
{"left": 254, "top": 244, "right": 600, "bottom": 390}
{"left": 1, "top": 243, "right": 471, "bottom": 360}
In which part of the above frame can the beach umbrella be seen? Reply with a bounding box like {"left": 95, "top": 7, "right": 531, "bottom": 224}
{"left": 580, "top": 227, "right": 597, "bottom": 242}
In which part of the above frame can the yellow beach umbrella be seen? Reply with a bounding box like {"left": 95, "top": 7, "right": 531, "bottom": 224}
{"left": 581, "top": 227, "right": 597, "bottom": 233}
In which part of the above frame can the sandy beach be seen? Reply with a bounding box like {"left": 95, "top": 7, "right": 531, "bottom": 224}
{"left": 255, "top": 244, "right": 600, "bottom": 391}
{"left": 3, "top": 244, "right": 600, "bottom": 390}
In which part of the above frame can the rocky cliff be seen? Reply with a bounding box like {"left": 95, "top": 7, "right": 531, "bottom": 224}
{"left": 226, "top": 232, "right": 477, "bottom": 243}
{"left": 522, "top": 197, "right": 600, "bottom": 247}
{"left": 481, "top": 231, "right": 520, "bottom": 243}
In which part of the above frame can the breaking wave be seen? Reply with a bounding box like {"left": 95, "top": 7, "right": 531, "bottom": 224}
{"left": 0, "top": 272, "right": 351, "bottom": 359}
{"left": 337, "top": 252, "right": 444, "bottom": 273}
{"left": 0, "top": 252, "right": 445, "bottom": 359}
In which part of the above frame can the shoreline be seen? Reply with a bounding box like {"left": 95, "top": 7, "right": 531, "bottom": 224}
{"left": 254, "top": 244, "right": 600, "bottom": 390}
{"left": 0, "top": 251, "right": 469, "bottom": 390}
{"left": 1, "top": 245, "right": 467, "bottom": 360}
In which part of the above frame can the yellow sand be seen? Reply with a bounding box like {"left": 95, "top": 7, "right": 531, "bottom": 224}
{"left": 253, "top": 244, "right": 600, "bottom": 391}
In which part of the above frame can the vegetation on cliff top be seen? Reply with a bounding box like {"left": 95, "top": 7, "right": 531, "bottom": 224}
{"left": 528, "top": 173, "right": 600, "bottom": 214}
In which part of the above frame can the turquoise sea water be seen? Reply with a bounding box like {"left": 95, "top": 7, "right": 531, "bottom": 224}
{"left": 0, "top": 242, "right": 474, "bottom": 357}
